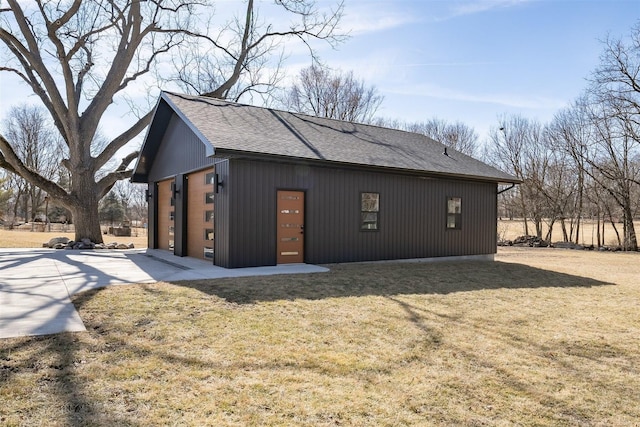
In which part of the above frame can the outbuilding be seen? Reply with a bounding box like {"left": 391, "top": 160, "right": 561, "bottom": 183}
{"left": 132, "top": 92, "right": 518, "bottom": 268}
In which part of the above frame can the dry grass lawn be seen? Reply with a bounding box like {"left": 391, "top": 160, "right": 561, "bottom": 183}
{"left": 0, "top": 228, "right": 148, "bottom": 248}
{"left": 1, "top": 247, "right": 639, "bottom": 426}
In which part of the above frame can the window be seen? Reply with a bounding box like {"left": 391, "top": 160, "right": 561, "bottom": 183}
{"left": 447, "top": 197, "right": 461, "bottom": 229}
{"left": 361, "top": 192, "right": 380, "bottom": 230}
{"left": 205, "top": 171, "right": 216, "bottom": 185}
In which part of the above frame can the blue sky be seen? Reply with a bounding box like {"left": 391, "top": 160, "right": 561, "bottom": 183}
{"left": 0, "top": 0, "right": 638, "bottom": 147}
{"left": 308, "top": 0, "right": 639, "bottom": 139}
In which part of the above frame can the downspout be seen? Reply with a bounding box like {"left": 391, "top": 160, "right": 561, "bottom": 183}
{"left": 497, "top": 183, "right": 516, "bottom": 195}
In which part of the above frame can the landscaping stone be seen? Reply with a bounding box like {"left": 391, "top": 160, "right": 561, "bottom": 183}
{"left": 47, "top": 237, "right": 70, "bottom": 247}
{"left": 512, "top": 235, "right": 549, "bottom": 247}
{"left": 42, "top": 236, "right": 134, "bottom": 250}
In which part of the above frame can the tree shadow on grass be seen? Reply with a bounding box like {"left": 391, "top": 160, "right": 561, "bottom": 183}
{"left": 0, "top": 259, "right": 626, "bottom": 425}
{"left": 0, "top": 307, "right": 142, "bottom": 427}
{"left": 174, "top": 260, "right": 615, "bottom": 305}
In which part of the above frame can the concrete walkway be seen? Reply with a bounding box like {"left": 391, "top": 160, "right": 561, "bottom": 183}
{"left": 0, "top": 248, "right": 328, "bottom": 339}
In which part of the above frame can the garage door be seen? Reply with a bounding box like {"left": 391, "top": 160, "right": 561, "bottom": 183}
{"left": 157, "top": 178, "right": 174, "bottom": 251}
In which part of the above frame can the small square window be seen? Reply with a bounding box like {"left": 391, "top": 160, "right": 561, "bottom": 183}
{"left": 205, "top": 192, "right": 214, "bottom": 204}
{"left": 205, "top": 171, "right": 216, "bottom": 185}
{"left": 361, "top": 192, "right": 379, "bottom": 230}
{"left": 447, "top": 197, "right": 461, "bottom": 230}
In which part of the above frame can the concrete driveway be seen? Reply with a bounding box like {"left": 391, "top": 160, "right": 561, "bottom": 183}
{"left": 0, "top": 248, "right": 328, "bottom": 339}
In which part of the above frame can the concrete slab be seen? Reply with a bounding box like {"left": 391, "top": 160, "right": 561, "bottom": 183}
{"left": 0, "top": 248, "right": 329, "bottom": 339}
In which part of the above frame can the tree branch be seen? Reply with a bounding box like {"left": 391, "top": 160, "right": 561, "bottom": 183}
{"left": 96, "top": 151, "right": 139, "bottom": 197}
{"left": 95, "top": 110, "right": 153, "bottom": 170}
{"left": 1, "top": 2, "right": 71, "bottom": 141}
{"left": 0, "top": 133, "right": 69, "bottom": 201}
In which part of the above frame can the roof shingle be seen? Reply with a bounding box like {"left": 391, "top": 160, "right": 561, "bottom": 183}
{"left": 137, "top": 91, "right": 518, "bottom": 183}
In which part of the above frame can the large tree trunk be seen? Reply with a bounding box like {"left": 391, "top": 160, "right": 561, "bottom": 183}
{"left": 70, "top": 174, "right": 103, "bottom": 243}
{"left": 71, "top": 204, "right": 103, "bottom": 243}
{"left": 70, "top": 201, "right": 103, "bottom": 243}
{"left": 623, "top": 204, "right": 638, "bottom": 251}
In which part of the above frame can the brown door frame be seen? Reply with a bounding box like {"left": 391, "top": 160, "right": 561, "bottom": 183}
{"left": 276, "top": 190, "right": 305, "bottom": 264}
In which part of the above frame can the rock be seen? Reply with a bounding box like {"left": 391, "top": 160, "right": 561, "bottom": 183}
{"left": 552, "top": 241, "right": 588, "bottom": 250}
{"left": 47, "top": 237, "right": 70, "bottom": 248}
{"left": 39, "top": 237, "right": 133, "bottom": 250}
{"left": 553, "top": 241, "right": 576, "bottom": 249}
{"left": 513, "top": 235, "right": 550, "bottom": 247}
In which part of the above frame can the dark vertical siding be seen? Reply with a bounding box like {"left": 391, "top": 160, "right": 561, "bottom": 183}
{"left": 148, "top": 183, "right": 157, "bottom": 249}
{"left": 148, "top": 113, "right": 214, "bottom": 182}
{"left": 225, "top": 158, "right": 497, "bottom": 267}
{"left": 213, "top": 158, "right": 231, "bottom": 268}
{"left": 173, "top": 174, "right": 188, "bottom": 257}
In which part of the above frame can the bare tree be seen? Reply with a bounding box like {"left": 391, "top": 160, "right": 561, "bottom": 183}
{"left": 405, "top": 118, "right": 479, "bottom": 157}
{"left": 372, "top": 117, "right": 478, "bottom": 157}
{"left": 0, "top": 0, "right": 344, "bottom": 243}
{"left": 552, "top": 96, "right": 639, "bottom": 250}
{"left": 0, "top": 174, "right": 12, "bottom": 221}
{"left": 591, "top": 22, "right": 640, "bottom": 147}
{"left": 585, "top": 23, "right": 640, "bottom": 250}
{"left": 586, "top": 101, "right": 639, "bottom": 250}
{"left": 1, "top": 105, "right": 61, "bottom": 225}
{"left": 129, "top": 183, "right": 149, "bottom": 228}
{"left": 486, "top": 115, "right": 548, "bottom": 238}
{"left": 284, "top": 64, "right": 383, "bottom": 123}
{"left": 547, "top": 100, "right": 592, "bottom": 244}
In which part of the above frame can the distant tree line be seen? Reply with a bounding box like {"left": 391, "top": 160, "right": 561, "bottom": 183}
{"left": 485, "top": 23, "right": 640, "bottom": 250}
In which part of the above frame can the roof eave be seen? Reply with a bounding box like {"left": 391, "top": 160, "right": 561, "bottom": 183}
{"left": 131, "top": 96, "right": 167, "bottom": 183}
{"left": 131, "top": 92, "right": 215, "bottom": 183}
{"left": 161, "top": 92, "right": 215, "bottom": 157}
{"left": 214, "top": 149, "right": 521, "bottom": 184}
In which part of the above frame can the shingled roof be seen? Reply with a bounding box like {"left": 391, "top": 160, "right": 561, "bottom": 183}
{"left": 133, "top": 91, "right": 518, "bottom": 183}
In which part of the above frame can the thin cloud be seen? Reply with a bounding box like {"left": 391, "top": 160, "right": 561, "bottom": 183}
{"left": 453, "top": 0, "right": 534, "bottom": 16}
{"left": 342, "top": 3, "right": 418, "bottom": 36}
{"left": 399, "top": 61, "right": 501, "bottom": 68}
{"left": 388, "top": 83, "right": 566, "bottom": 110}
{"left": 348, "top": 14, "right": 416, "bottom": 35}
{"left": 425, "top": 0, "right": 535, "bottom": 22}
